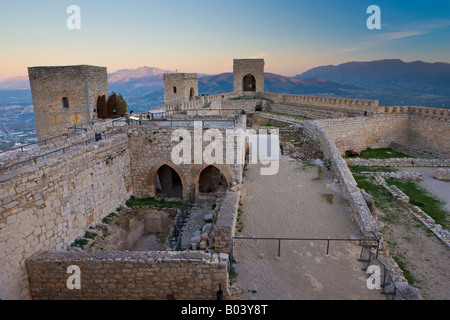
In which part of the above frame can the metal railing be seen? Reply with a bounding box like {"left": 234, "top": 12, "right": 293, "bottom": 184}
{"left": 359, "top": 240, "right": 407, "bottom": 300}
{"left": 230, "top": 235, "right": 379, "bottom": 261}
{"left": 0, "top": 131, "right": 79, "bottom": 155}
{"left": 126, "top": 109, "right": 244, "bottom": 128}
{"left": 172, "top": 189, "right": 196, "bottom": 251}
{"left": 0, "top": 129, "right": 123, "bottom": 174}
{"left": 229, "top": 233, "right": 407, "bottom": 300}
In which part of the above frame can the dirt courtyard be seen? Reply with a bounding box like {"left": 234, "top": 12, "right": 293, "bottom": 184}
{"left": 233, "top": 157, "right": 384, "bottom": 300}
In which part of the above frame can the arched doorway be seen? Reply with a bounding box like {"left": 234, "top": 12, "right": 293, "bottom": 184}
{"left": 97, "top": 95, "right": 106, "bottom": 119}
{"left": 156, "top": 165, "right": 183, "bottom": 198}
{"left": 190, "top": 87, "right": 195, "bottom": 99}
{"left": 198, "top": 165, "right": 228, "bottom": 193}
{"left": 243, "top": 74, "right": 256, "bottom": 92}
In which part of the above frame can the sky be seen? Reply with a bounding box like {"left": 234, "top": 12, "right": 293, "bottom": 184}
{"left": 0, "top": 0, "right": 449, "bottom": 80}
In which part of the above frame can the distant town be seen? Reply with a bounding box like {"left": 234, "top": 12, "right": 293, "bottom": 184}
{"left": 0, "top": 104, "right": 37, "bottom": 152}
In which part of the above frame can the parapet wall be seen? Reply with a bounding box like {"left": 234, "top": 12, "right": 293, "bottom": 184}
{"left": 0, "top": 132, "right": 132, "bottom": 299}
{"left": 260, "top": 92, "right": 379, "bottom": 114}
{"left": 378, "top": 106, "right": 449, "bottom": 120}
{"left": 308, "top": 114, "right": 449, "bottom": 159}
{"left": 25, "top": 250, "right": 229, "bottom": 300}
{"left": 304, "top": 121, "right": 380, "bottom": 234}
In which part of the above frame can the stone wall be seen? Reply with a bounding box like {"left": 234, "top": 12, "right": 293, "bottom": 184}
{"left": 28, "top": 65, "right": 109, "bottom": 141}
{"left": 304, "top": 121, "right": 380, "bottom": 234}
{"left": 0, "top": 132, "right": 132, "bottom": 300}
{"left": 127, "top": 117, "right": 246, "bottom": 200}
{"left": 260, "top": 92, "right": 379, "bottom": 114}
{"left": 233, "top": 59, "right": 265, "bottom": 95}
{"left": 25, "top": 250, "right": 229, "bottom": 300}
{"left": 346, "top": 158, "right": 450, "bottom": 167}
{"left": 265, "top": 103, "right": 364, "bottom": 119}
{"left": 214, "top": 191, "right": 240, "bottom": 253}
{"left": 307, "top": 116, "right": 410, "bottom": 155}
{"left": 163, "top": 73, "right": 198, "bottom": 105}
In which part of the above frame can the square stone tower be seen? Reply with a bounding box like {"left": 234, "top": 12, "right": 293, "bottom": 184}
{"left": 233, "top": 59, "right": 265, "bottom": 95}
{"left": 163, "top": 73, "right": 198, "bottom": 106}
{"left": 28, "top": 65, "right": 109, "bottom": 141}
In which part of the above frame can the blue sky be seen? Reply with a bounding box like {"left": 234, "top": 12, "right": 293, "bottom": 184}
{"left": 0, "top": 0, "right": 449, "bottom": 80}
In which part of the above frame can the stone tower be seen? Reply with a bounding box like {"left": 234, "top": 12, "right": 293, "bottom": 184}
{"left": 28, "top": 65, "right": 109, "bottom": 141}
{"left": 163, "top": 73, "right": 198, "bottom": 105}
{"left": 233, "top": 59, "right": 265, "bottom": 95}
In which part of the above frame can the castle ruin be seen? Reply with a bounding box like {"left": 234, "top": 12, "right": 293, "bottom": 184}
{"left": 0, "top": 59, "right": 449, "bottom": 300}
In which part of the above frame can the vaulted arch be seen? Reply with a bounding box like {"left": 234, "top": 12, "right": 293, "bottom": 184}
{"left": 242, "top": 74, "right": 256, "bottom": 92}
{"left": 147, "top": 161, "right": 188, "bottom": 199}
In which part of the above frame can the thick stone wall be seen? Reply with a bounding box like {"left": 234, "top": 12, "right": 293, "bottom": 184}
{"left": 25, "top": 250, "right": 229, "bottom": 300}
{"left": 0, "top": 133, "right": 132, "bottom": 300}
{"left": 309, "top": 116, "right": 410, "bottom": 155}
{"left": 214, "top": 191, "right": 240, "bottom": 253}
{"left": 233, "top": 59, "right": 265, "bottom": 95}
{"left": 163, "top": 73, "right": 198, "bottom": 105}
{"left": 406, "top": 116, "right": 450, "bottom": 159}
{"left": 304, "top": 121, "right": 380, "bottom": 234}
{"left": 265, "top": 103, "right": 363, "bottom": 119}
{"left": 346, "top": 158, "right": 450, "bottom": 167}
{"left": 127, "top": 117, "right": 246, "bottom": 199}
{"left": 308, "top": 114, "right": 449, "bottom": 159}
{"left": 260, "top": 92, "right": 379, "bottom": 114}
{"left": 28, "top": 65, "right": 109, "bottom": 141}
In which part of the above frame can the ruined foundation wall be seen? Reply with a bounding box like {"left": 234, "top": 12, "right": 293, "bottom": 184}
{"left": 0, "top": 133, "right": 132, "bottom": 300}
{"left": 25, "top": 250, "right": 229, "bottom": 300}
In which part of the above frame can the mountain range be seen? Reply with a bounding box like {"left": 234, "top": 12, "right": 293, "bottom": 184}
{"left": 1, "top": 59, "right": 449, "bottom": 112}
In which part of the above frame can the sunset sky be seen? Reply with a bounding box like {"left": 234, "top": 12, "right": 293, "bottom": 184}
{"left": 0, "top": 0, "right": 449, "bottom": 80}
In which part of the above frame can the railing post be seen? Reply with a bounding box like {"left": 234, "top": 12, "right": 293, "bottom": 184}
{"left": 278, "top": 239, "right": 281, "bottom": 257}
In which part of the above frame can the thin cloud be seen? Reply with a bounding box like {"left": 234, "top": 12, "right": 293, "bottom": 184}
{"left": 318, "top": 19, "right": 450, "bottom": 58}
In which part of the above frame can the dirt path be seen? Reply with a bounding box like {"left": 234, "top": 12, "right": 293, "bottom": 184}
{"left": 233, "top": 157, "right": 383, "bottom": 300}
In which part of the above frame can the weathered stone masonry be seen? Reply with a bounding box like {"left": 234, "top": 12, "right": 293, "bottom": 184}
{"left": 26, "top": 250, "right": 229, "bottom": 300}
{"left": 0, "top": 132, "right": 132, "bottom": 299}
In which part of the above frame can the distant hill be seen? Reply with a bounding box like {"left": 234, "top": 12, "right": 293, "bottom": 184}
{"left": 2, "top": 60, "right": 450, "bottom": 111}
{"left": 296, "top": 59, "right": 450, "bottom": 108}
{"left": 198, "top": 72, "right": 369, "bottom": 96}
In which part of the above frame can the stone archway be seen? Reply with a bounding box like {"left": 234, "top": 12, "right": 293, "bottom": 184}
{"left": 243, "top": 74, "right": 256, "bottom": 92}
{"left": 190, "top": 87, "right": 195, "bottom": 99}
{"left": 193, "top": 164, "right": 235, "bottom": 195}
{"left": 147, "top": 161, "right": 188, "bottom": 199}
{"left": 156, "top": 165, "right": 183, "bottom": 198}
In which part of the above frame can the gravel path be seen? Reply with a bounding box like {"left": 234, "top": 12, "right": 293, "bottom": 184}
{"left": 233, "top": 157, "right": 383, "bottom": 300}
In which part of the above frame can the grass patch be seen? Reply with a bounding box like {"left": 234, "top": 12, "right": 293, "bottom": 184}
{"left": 351, "top": 172, "right": 397, "bottom": 214}
{"left": 267, "top": 111, "right": 311, "bottom": 121}
{"left": 386, "top": 179, "right": 449, "bottom": 229}
{"left": 281, "top": 134, "right": 303, "bottom": 143}
{"left": 349, "top": 166, "right": 398, "bottom": 174}
{"left": 125, "top": 196, "right": 183, "bottom": 210}
{"left": 102, "top": 212, "right": 117, "bottom": 224}
{"left": 392, "top": 255, "right": 416, "bottom": 286}
{"left": 358, "top": 148, "right": 410, "bottom": 159}
{"left": 71, "top": 238, "right": 89, "bottom": 249}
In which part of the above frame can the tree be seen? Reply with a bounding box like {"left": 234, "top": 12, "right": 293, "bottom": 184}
{"left": 111, "top": 92, "right": 127, "bottom": 116}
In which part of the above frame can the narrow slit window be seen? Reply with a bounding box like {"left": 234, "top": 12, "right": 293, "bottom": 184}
{"left": 62, "top": 97, "right": 70, "bottom": 108}
{"left": 173, "top": 87, "right": 177, "bottom": 94}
